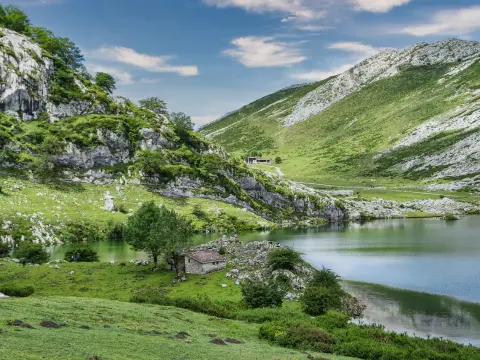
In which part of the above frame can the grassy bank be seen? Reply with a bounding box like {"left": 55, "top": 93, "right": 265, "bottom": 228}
{"left": 0, "top": 296, "right": 352, "bottom": 360}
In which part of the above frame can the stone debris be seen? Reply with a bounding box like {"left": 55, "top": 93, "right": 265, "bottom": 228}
{"left": 0, "top": 293, "right": 9, "bottom": 299}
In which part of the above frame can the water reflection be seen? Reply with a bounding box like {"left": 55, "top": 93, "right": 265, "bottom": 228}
{"left": 344, "top": 281, "right": 480, "bottom": 346}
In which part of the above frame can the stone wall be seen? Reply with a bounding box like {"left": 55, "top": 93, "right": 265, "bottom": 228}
{"left": 185, "top": 256, "right": 226, "bottom": 275}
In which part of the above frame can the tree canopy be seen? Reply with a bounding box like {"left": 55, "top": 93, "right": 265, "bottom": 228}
{"left": 138, "top": 97, "right": 168, "bottom": 115}
{"left": 170, "top": 112, "right": 194, "bottom": 131}
{"left": 0, "top": 5, "right": 30, "bottom": 34}
{"left": 26, "top": 26, "right": 84, "bottom": 71}
{"left": 95, "top": 72, "right": 116, "bottom": 94}
{"left": 124, "top": 201, "right": 193, "bottom": 268}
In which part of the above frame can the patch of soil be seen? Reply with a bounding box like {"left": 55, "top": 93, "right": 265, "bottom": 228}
{"left": 7, "top": 320, "right": 34, "bottom": 329}
{"left": 175, "top": 331, "right": 190, "bottom": 339}
{"left": 225, "top": 338, "right": 244, "bottom": 344}
{"left": 40, "top": 321, "right": 65, "bottom": 328}
{"left": 209, "top": 338, "right": 227, "bottom": 345}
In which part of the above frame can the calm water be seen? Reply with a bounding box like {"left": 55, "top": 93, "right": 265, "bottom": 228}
{"left": 50, "top": 216, "right": 480, "bottom": 345}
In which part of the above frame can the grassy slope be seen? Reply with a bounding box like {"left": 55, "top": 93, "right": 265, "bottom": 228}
{"left": 0, "top": 175, "right": 272, "bottom": 233}
{"left": 0, "top": 296, "right": 353, "bottom": 360}
{"left": 202, "top": 61, "right": 480, "bottom": 185}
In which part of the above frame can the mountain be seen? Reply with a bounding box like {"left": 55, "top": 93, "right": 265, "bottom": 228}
{"left": 0, "top": 24, "right": 346, "bottom": 245}
{"left": 200, "top": 39, "right": 480, "bottom": 187}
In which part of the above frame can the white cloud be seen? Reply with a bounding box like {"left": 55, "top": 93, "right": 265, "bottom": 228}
{"left": 86, "top": 46, "right": 198, "bottom": 77}
{"left": 293, "top": 63, "right": 355, "bottom": 81}
{"left": 204, "top": 0, "right": 412, "bottom": 21}
{"left": 85, "top": 63, "right": 135, "bottom": 85}
{"left": 351, "top": 0, "right": 413, "bottom": 13}
{"left": 328, "top": 42, "right": 382, "bottom": 57}
{"left": 204, "top": 0, "right": 323, "bottom": 20}
{"left": 295, "top": 25, "right": 330, "bottom": 31}
{"left": 223, "top": 36, "right": 307, "bottom": 67}
{"left": 399, "top": 6, "right": 480, "bottom": 36}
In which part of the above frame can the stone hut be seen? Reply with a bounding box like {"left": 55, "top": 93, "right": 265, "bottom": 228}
{"left": 184, "top": 250, "right": 226, "bottom": 275}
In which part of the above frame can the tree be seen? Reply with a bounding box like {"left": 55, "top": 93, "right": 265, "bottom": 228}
{"left": 25, "top": 26, "right": 84, "bottom": 71}
{"left": 301, "top": 285, "right": 343, "bottom": 316}
{"left": 0, "top": 5, "right": 30, "bottom": 33}
{"left": 138, "top": 97, "right": 167, "bottom": 115}
{"left": 13, "top": 242, "right": 50, "bottom": 264}
{"left": 124, "top": 201, "right": 193, "bottom": 267}
{"left": 170, "top": 112, "right": 194, "bottom": 131}
{"left": 95, "top": 72, "right": 116, "bottom": 94}
{"left": 275, "top": 157, "right": 282, "bottom": 164}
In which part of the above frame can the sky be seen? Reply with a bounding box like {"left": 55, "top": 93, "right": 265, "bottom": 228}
{"left": 4, "top": 0, "right": 480, "bottom": 127}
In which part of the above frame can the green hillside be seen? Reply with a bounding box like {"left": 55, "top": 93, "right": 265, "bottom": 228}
{"left": 0, "top": 296, "right": 352, "bottom": 360}
{"left": 201, "top": 42, "right": 480, "bottom": 186}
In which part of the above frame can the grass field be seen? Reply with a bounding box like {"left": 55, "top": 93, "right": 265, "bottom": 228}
{"left": 0, "top": 175, "right": 273, "bottom": 234}
{"left": 0, "top": 296, "right": 354, "bottom": 360}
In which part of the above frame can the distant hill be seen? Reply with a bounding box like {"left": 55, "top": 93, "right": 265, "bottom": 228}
{"left": 200, "top": 39, "right": 480, "bottom": 186}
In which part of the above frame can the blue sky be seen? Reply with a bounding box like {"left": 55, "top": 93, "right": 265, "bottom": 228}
{"left": 6, "top": 0, "right": 480, "bottom": 127}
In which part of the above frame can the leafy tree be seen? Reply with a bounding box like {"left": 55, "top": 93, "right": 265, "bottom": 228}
{"left": 0, "top": 5, "right": 30, "bottom": 33}
{"left": 301, "top": 285, "right": 343, "bottom": 316}
{"left": 25, "top": 26, "right": 84, "bottom": 71}
{"left": 138, "top": 97, "right": 167, "bottom": 115}
{"left": 13, "top": 242, "right": 50, "bottom": 264}
{"left": 95, "top": 72, "right": 116, "bottom": 94}
{"left": 64, "top": 246, "right": 99, "bottom": 262}
{"left": 124, "top": 201, "right": 193, "bottom": 267}
{"left": 241, "top": 279, "right": 285, "bottom": 308}
{"left": 170, "top": 112, "right": 194, "bottom": 131}
{"left": 267, "top": 247, "right": 302, "bottom": 272}
{"left": 275, "top": 157, "right": 282, "bottom": 164}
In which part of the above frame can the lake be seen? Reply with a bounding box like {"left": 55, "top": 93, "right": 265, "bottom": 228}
{"left": 50, "top": 216, "right": 480, "bottom": 345}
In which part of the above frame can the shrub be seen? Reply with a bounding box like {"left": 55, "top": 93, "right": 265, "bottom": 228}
{"left": 275, "top": 157, "right": 282, "bottom": 164}
{"left": 241, "top": 279, "right": 285, "bottom": 309}
{"left": 279, "top": 324, "right": 335, "bottom": 353}
{"left": 260, "top": 321, "right": 335, "bottom": 353}
{"left": 0, "top": 242, "right": 11, "bottom": 257}
{"left": 443, "top": 213, "right": 459, "bottom": 221}
{"left": 315, "top": 311, "right": 349, "bottom": 330}
{"left": 218, "top": 247, "right": 226, "bottom": 256}
{"left": 267, "top": 247, "right": 302, "bottom": 272}
{"left": 131, "top": 289, "right": 237, "bottom": 319}
{"left": 114, "top": 203, "right": 129, "bottom": 214}
{"left": 13, "top": 242, "right": 50, "bottom": 264}
{"left": 301, "top": 285, "right": 343, "bottom": 316}
{"left": 310, "top": 267, "right": 341, "bottom": 289}
{"left": 0, "top": 285, "right": 34, "bottom": 297}
{"left": 64, "top": 246, "right": 99, "bottom": 262}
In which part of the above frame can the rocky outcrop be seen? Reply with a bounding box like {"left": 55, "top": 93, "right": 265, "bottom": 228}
{"left": 139, "top": 127, "right": 176, "bottom": 151}
{"left": 0, "top": 28, "right": 53, "bottom": 120}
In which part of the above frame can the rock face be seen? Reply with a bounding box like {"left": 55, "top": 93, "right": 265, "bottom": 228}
{"left": 0, "top": 27, "right": 116, "bottom": 121}
{"left": 284, "top": 39, "right": 480, "bottom": 126}
{"left": 0, "top": 28, "right": 53, "bottom": 120}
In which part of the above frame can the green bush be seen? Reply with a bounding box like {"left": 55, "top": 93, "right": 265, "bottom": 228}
{"left": 13, "top": 242, "right": 50, "bottom": 264}
{"left": 310, "top": 267, "right": 341, "bottom": 289}
{"left": 315, "top": 311, "right": 349, "bottom": 330}
{"left": 267, "top": 247, "right": 302, "bottom": 272}
{"left": 260, "top": 321, "right": 335, "bottom": 353}
{"left": 301, "top": 285, "right": 343, "bottom": 316}
{"left": 0, "top": 242, "right": 11, "bottom": 257}
{"left": 241, "top": 279, "right": 285, "bottom": 309}
{"left": 279, "top": 324, "right": 335, "bottom": 353}
{"left": 275, "top": 157, "right": 282, "bottom": 164}
{"left": 0, "top": 285, "right": 34, "bottom": 297}
{"left": 64, "top": 246, "right": 99, "bottom": 262}
{"left": 131, "top": 289, "right": 237, "bottom": 319}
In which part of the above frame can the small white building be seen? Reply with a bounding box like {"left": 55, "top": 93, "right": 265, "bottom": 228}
{"left": 184, "top": 251, "right": 226, "bottom": 275}
{"left": 247, "top": 156, "right": 272, "bottom": 165}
